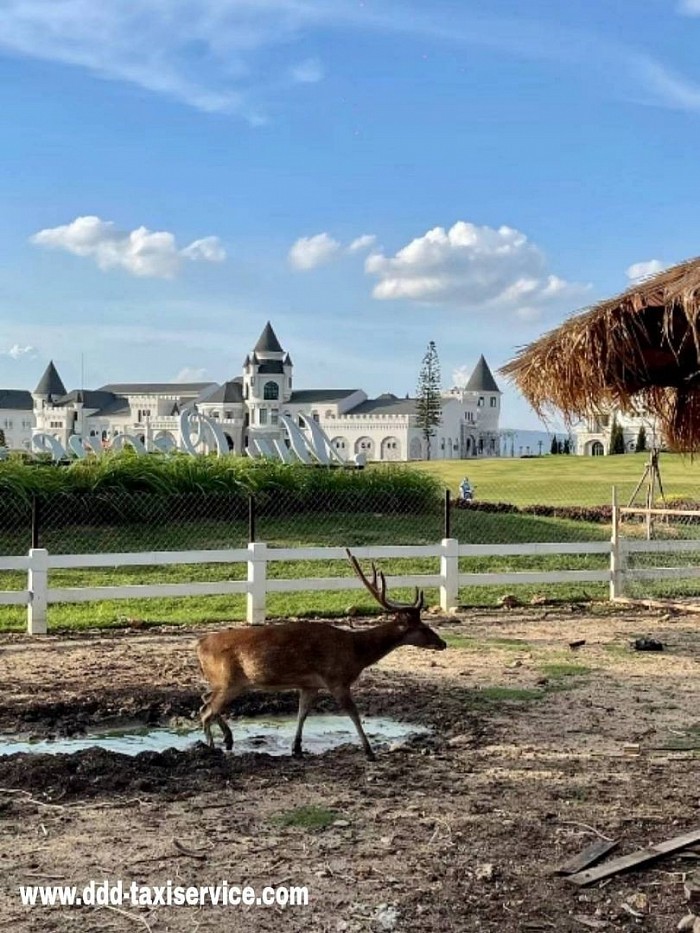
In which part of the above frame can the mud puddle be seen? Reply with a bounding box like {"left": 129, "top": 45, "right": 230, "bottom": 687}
{"left": 0, "top": 714, "right": 426, "bottom": 757}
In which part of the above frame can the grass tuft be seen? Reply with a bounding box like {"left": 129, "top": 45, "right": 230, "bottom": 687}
{"left": 272, "top": 805, "right": 340, "bottom": 830}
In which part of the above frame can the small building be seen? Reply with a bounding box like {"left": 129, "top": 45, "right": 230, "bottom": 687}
{"left": 575, "top": 408, "right": 662, "bottom": 456}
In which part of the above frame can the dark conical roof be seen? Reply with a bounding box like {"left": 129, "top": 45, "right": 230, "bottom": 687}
{"left": 254, "top": 322, "right": 283, "bottom": 353}
{"left": 464, "top": 355, "right": 500, "bottom": 393}
{"left": 34, "top": 361, "right": 66, "bottom": 397}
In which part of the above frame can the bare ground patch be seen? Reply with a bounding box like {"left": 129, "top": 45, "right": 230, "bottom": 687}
{"left": 0, "top": 606, "right": 698, "bottom": 932}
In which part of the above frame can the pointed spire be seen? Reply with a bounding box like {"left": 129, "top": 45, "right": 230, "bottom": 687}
{"left": 284, "top": 352, "right": 293, "bottom": 366}
{"left": 243, "top": 354, "right": 250, "bottom": 369}
{"left": 254, "top": 321, "right": 283, "bottom": 354}
{"left": 34, "top": 361, "right": 67, "bottom": 397}
{"left": 464, "top": 355, "right": 500, "bottom": 393}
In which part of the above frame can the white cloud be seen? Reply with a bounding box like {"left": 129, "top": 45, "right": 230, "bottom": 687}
{"left": 4, "top": 344, "right": 36, "bottom": 360}
{"left": 173, "top": 366, "right": 208, "bottom": 382}
{"left": 678, "top": 0, "right": 700, "bottom": 14}
{"left": 180, "top": 236, "right": 227, "bottom": 263}
{"left": 348, "top": 234, "right": 377, "bottom": 253}
{"left": 30, "top": 216, "right": 226, "bottom": 278}
{"left": 364, "top": 220, "right": 584, "bottom": 319}
{"left": 288, "top": 232, "right": 341, "bottom": 270}
{"left": 626, "top": 259, "right": 666, "bottom": 282}
{"left": 290, "top": 58, "right": 324, "bottom": 83}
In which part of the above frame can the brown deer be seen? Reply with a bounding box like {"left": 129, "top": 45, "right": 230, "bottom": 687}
{"left": 196, "top": 549, "right": 447, "bottom": 760}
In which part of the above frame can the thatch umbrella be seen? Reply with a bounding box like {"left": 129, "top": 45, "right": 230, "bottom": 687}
{"left": 500, "top": 256, "right": 700, "bottom": 450}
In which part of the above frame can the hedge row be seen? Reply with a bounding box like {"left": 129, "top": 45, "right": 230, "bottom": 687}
{"left": 453, "top": 499, "right": 613, "bottom": 524}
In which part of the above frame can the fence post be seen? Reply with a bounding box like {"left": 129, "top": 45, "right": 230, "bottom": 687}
{"left": 440, "top": 537, "right": 459, "bottom": 611}
{"left": 247, "top": 541, "right": 267, "bottom": 624}
{"left": 31, "top": 495, "right": 41, "bottom": 549}
{"left": 27, "top": 548, "right": 49, "bottom": 635}
{"left": 443, "top": 489, "right": 451, "bottom": 539}
{"left": 610, "top": 486, "right": 623, "bottom": 599}
{"left": 248, "top": 494, "right": 256, "bottom": 543}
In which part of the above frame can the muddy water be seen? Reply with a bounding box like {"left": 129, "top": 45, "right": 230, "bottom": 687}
{"left": 0, "top": 714, "right": 427, "bottom": 757}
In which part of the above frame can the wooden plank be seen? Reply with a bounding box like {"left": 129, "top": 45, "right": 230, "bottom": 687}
{"left": 47, "top": 580, "right": 248, "bottom": 603}
{"left": 266, "top": 575, "right": 442, "bottom": 594}
{"left": 620, "top": 507, "right": 700, "bottom": 518}
{"left": 626, "top": 567, "right": 700, "bottom": 581}
{"left": 0, "top": 590, "right": 29, "bottom": 606}
{"left": 457, "top": 542, "right": 610, "bottom": 557}
{"left": 266, "top": 544, "right": 440, "bottom": 561}
{"left": 0, "top": 557, "right": 31, "bottom": 571}
{"left": 566, "top": 828, "right": 700, "bottom": 886}
{"left": 49, "top": 548, "right": 249, "bottom": 569}
{"left": 622, "top": 539, "right": 700, "bottom": 554}
{"left": 554, "top": 839, "right": 618, "bottom": 876}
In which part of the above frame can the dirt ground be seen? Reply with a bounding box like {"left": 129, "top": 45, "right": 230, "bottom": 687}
{"left": 0, "top": 605, "right": 699, "bottom": 932}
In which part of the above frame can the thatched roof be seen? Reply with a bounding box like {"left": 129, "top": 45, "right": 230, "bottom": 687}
{"left": 500, "top": 256, "right": 700, "bottom": 450}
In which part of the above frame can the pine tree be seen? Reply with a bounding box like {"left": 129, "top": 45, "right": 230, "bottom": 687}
{"left": 609, "top": 417, "right": 626, "bottom": 455}
{"left": 415, "top": 341, "right": 442, "bottom": 460}
{"left": 563, "top": 437, "right": 571, "bottom": 455}
{"left": 635, "top": 425, "right": 647, "bottom": 453}
{"left": 550, "top": 435, "right": 558, "bottom": 455}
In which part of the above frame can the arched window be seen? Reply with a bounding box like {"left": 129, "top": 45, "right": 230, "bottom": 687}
{"left": 381, "top": 437, "right": 400, "bottom": 461}
{"left": 264, "top": 381, "right": 279, "bottom": 400}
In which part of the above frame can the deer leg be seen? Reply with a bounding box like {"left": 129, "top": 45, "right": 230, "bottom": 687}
{"left": 200, "top": 686, "right": 241, "bottom": 751}
{"left": 292, "top": 688, "right": 319, "bottom": 758}
{"left": 331, "top": 686, "right": 376, "bottom": 761}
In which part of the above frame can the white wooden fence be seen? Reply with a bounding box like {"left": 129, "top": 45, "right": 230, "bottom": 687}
{"left": 1, "top": 504, "right": 699, "bottom": 633}
{"left": 0, "top": 537, "right": 613, "bottom": 635}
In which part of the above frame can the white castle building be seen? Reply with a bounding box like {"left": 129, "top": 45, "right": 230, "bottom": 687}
{"left": 575, "top": 408, "right": 663, "bottom": 456}
{"left": 0, "top": 323, "right": 502, "bottom": 462}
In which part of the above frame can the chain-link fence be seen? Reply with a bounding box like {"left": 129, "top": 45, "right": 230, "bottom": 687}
{"left": 619, "top": 505, "right": 700, "bottom": 603}
{"left": 0, "top": 484, "right": 620, "bottom": 556}
{"left": 35, "top": 492, "right": 249, "bottom": 554}
{"left": 0, "top": 498, "right": 32, "bottom": 556}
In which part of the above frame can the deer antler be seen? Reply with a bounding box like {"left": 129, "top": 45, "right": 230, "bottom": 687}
{"left": 346, "top": 549, "right": 424, "bottom": 611}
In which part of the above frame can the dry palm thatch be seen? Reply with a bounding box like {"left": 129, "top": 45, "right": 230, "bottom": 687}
{"left": 500, "top": 256, "right": 700, "bottom": 450}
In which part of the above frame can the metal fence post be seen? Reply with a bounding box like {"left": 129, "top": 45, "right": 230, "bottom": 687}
{"left": 31, "top": 495, "right": 41, "bottom": 549}
{"left": 443, "top": 488, "right": 451, "bottom": 539}
{"left": 440, "top": 537, "right": 459, "bottom": 611}
{"left": 610, "top": 486, "right": 623, "bottom": 599}
{"left": 27, "top": 547, "right": 49, "bottom": 635}
{"left": 248, "top": 494, "right": 256, "bottom": 544}
{"left": 247, "top": 541, "right": 267, "bottom": 624}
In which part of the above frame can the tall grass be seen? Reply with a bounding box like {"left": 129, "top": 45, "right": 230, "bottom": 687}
{"left": 0, "top": 452, "right": 443, "bottom": 512}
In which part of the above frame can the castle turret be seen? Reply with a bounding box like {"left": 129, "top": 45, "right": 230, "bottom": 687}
{"left": 244, "top": 323, "right": 289, "bottom": 436}
{"left": 32, "top": 360, "right": 69, "bottom": 444}
{"left": 33, "top": 361, "right": 66, "bottom": 406}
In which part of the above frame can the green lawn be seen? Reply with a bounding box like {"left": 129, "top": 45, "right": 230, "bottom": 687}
{"left": 398, "top": 452, "right": 700, "bottom": 507}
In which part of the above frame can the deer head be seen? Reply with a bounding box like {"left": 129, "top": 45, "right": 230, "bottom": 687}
{"left": 346, "top": 549, "right": 447, "bottom": 650}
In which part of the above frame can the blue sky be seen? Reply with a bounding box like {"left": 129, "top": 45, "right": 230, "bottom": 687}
{"left": 1, "top": 0, "right": 700, "bottom": 429}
